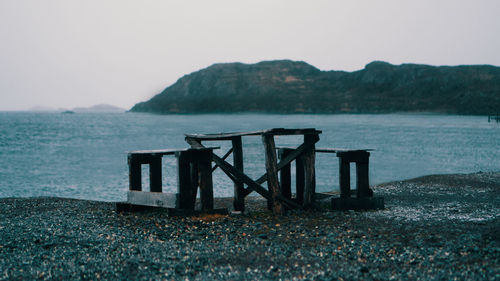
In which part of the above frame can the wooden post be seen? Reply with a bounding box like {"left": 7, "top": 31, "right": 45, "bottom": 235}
{"left": 149, "top": 155, "right": 162, "bottom": 192}
{"left": 232, "top": 136, "right": 245, "bottom": 212}
{"left": 339, "top": 157, "right": 351, "bottom": 198}
{"left": 302, "top": 134, "right": 317, "bottom": 208}
{"left": 295, "top": 155, "right": 304, "bottom": 205}
{"left": 176, "top": 151, "right": 195, "bottom": 209}
{"left": 262, "top": 134, "right": 284, "bottom": 215}
{"left": 279, "top": 148, "right": 292, "bottom": 200}
{"left": 128, "top": 154, "right": 142, "bottom": 191}
{"left": 189, "top": 161, "right": 199, "bottom": 207}
{"left": 198, "top": 150, "right": 214, "bottom": 211}
{"left": 356, "top": 151, "right": 371, "bottom": 198}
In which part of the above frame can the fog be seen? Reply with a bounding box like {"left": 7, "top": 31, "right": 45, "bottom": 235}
{"left": 1, "top": 0, "right": 499, "bottom": 110}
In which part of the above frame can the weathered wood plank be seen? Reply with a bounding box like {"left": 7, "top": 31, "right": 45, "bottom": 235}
{"left": 185, "top": 130, "right": 267, "bottom": 140}
{"left": 275, "top": 147, "right": 375, "bottom": 153}
{"left": 189, "top": 161, "right": 199, "bottom": 207}
{"left": 336, "top": 150, "right": 370, "bottom": 163}
{"left": 127, "top": 191, "right": 177, "bottom": 208}
{"left": 295, "top": 155, "right": 305, "bottom": 205}
{"left": 302, "top": 134, "right": 317, "bottom": 208}
{"left": 177, "top": 151, "right": 195, "bottom": 209}
{"left": 128, "top": 155, "right": 142, "bottom": 191}
{"left": 211, "top": 147, "right": 233, "bottom": 172}
{"left": 264, "top": 128, "right": 322, "bottom": 136}
{"left": 129, "top": 147, "right": 219, "bottom": 156}
{"left": 339, "top": 158, "right": 351, "bottom": 198}
{"left": 232, "top": 136, "right": 245, "bottom": 212}
{"left": 356, "top": 161, "right": 373, "bottom": 198}
{"left": 279, "top": 148, "right": 292, "bottom": 200}
{"left": 149, "top": 155, "right": 162, "bottom": 192}
{"left": 199, "top": 159, "right": 214, "bottom": 211}
{"left": 185, "top": 128, "right": 321, "bottom": 141}
{"left": 262, "top": 134, "right": 284, "bottom": 215}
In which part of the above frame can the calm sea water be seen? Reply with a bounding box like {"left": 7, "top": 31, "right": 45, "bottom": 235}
{"left": 0, "top": 112, "right": 498, "bottom": 201}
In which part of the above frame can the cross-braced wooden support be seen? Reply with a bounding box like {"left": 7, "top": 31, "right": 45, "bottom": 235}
{"left": 185, "top": 128, "right": 321, "bottom": 215}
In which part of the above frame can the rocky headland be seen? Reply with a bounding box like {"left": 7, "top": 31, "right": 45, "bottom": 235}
{"left": 131, "top": 60, "right": 500, "bottom": 115}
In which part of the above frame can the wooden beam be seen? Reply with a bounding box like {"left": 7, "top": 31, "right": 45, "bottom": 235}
{"left": 302, "top": 134, "right": 317, "bottom": 208}
{"left": 211, "top": 153, "right": 271, "bottom": 200}
{"left": 232, "top": 136, "right": 245, "bottom": 212}
{"left": 279, "top": 148, "right": 292, "bottom": 200}
{"left": 177, "top": 151, "right": 195, "bottom": 209}
{"left": 355, "top": 152, "right": 373, "bottom": 198}
{"left": 149, "top": 155, "right": 162, "bottom": 192}
{"left": 211, "top": 147, "right": 233, "bottom": 172}
{"left": 262, "top": 134, "right": 284, "bottom": 215}
{"left": 296, "top": 154, "right": 305, "bottom": 205}
{"left": 128, "top": 154, "right": 142, "bottom": 191}
{"left": 339, "top": 158, "right": 351, "bottom": 198}
{"left": 242, "top": 141, "right": 315, "bottom": 197}
{"left": 199, "top": 158, "right": 214, "bottom": 211}
{"left": 189, "top": 161, "right": 199, "bottom": 207}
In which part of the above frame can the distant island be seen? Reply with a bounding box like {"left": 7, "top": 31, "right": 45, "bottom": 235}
{"left": 130, "top": 60, "right": 500, "bottom": 115}
{"left": 30, "top": 104, "right": 126, "bottom": 113}
{"left": 71, "top": 104, "right": 126, "bottom": 113}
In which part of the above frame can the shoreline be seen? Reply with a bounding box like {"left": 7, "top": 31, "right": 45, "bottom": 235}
{"left": 1, "top": 171, "right": 499, "bottom": 280}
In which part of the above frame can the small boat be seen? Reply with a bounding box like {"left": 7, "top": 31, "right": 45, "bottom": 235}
{"left": 62, "top": 110, "right": 75, "bottom": 114}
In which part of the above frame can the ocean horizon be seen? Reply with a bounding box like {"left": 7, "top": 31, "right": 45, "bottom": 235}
{"left": 0, "top": 112, "right": 498, "bottom": 202}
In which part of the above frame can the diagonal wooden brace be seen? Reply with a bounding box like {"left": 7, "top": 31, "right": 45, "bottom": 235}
{"left": 186, "top": 137, "right": 303, "bottom": 210}
{"left": 243, "top": 139, "right": 318, "bottom": 196}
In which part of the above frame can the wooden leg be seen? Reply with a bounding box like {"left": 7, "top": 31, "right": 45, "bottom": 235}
{"left": 262, "top": 134, "right": 284, "bottom": 215}
{"left": 339, "top": 158, "right": 351, "bottom": 198}
{"left": 198, "top": 159, "right": 214, "bottom": 211}
{"left": 303, "top": 135, "right": 317, "bottom": 208}
{"left": 356, "top": 152, "right": 372, "bottom": 198}
{"left": 232, "top": 136, "right": 245, "bottom": 212}
{"left": 177, "top": 151, "right": 195, "bottom": 209}
{"left": 190, "top": 161, "right": 199, "bottom": 207}
{"left": 279, "top": 148, "right": 292, "bottom": 200}
{"left": 303, "top": 149, "right": 316, "bottom": 208}
{"left": 128, "top": 154, "right": 142, "bottom": 191}
{"left": 149, "top": 156, "right": 162, "bottom": 192}
{"left": 295, "top": 155, "right": 304, "bottom": 205}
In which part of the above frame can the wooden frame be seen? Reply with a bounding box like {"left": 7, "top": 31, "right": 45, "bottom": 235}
{"left": 126, "top": 147, "right": 218, "bottom": 210}
{"left": 185, "top": 128, "right": 321, "bottom": 215}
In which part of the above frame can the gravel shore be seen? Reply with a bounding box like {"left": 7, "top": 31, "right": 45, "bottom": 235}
{"left": 1, "top": 172, "right": 499, "bottom": 280}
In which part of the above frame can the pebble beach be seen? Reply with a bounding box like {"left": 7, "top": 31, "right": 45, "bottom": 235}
{"left": 1, "top": 172, "right": 499, "bottom": 280}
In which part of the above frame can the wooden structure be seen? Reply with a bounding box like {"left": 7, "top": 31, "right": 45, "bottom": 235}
{"left": 185, "top": 128, "right": 322, "bottom": 215}
{"left": 118, "top": 127, "right": 383, "bottom": 215}
{"left": 278, "top": 147, "right": 383, "bottom": 210}
{"left": 118, "top": 147, "right": 219, "bottom": 212}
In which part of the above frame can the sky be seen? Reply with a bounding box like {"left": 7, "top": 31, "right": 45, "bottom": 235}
{"left": 1, "top": 0, "right": 499, "bottom": 111}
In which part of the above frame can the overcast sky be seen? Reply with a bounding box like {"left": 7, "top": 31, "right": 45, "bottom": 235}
{"left": 1, "top": 0, "right": 499, "bottom": 111}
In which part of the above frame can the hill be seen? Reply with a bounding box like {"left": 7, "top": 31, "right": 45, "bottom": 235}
{"left": 130, "top": 60, "right": 500, "bottom": 114}
{"left": 72, "top": 104, "right": 126, "bottom": 113}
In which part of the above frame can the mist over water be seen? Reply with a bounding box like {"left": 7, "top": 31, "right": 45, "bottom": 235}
{"left": 0, "top": 112, "right": 498, "bottom": 201}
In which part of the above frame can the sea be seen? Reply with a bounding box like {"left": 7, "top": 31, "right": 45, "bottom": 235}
{"left": 0, "top": 112, "right": 498, "bottom": 202}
